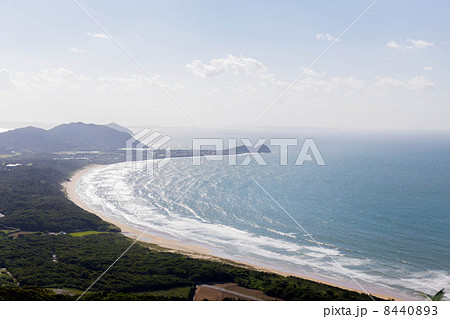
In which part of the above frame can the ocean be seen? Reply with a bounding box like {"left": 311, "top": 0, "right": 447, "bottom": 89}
{"left": 76, "top": 131, "right": 450, "bottom": 300}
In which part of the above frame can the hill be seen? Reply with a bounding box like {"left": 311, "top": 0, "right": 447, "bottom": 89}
{"left": 0, "top": 122, "right": 133, "bottom": 152}
{"left": 0, "top": 127, "right": 72, "bottom": 152}
{"left": 105, "top": 122, "right": 134, "bottom": 135}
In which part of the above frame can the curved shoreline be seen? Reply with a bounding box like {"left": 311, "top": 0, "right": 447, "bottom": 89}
{"left": 63, "top": 164, "right": 402, "bottom": 301}
{"left": 62, "top": 164, "right": 212, "bottom": 256}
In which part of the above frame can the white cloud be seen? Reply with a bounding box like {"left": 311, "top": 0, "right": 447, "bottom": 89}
{"left": 374, "top": 76, "right": 405, "bottom": 88}
{"left": 387, "top": 41, "right": 401, "bottom": 49}
{"left": 290, "top": 75, "right": 431, "bottom": 94}
{"left": 423, "top": 66, "right": 433, "bottom": 71}
{"left": 2, "top": 68, "right": 86, "bottom": 90}
{"left": 0, "top": 65, "right": 444, "bottom": 129}
{"left": 386, "top": 41, "right": 402, "bottom": 49}
{"left": 1, "top": 68, "right": 172, "bottom": 93}
{"left": 96, "top": 74, "right": 161, "bottom": 90}
{"left": 41, "top": 68, "right": 74, "bottom": 77}
{"left": 70, "top": 47, "right": 86, "bottom": 53}
{"left": 330, "top": 76, "right": 366, "bottom": 89}
{"left": 407, "top": 76, "right": 434, "bottom": 89}
{"left": 87, "top": 32, "right": 109, "bottom": 39}
{"left": 375, "top": 76, "right": 434, "bottom": 89}
{"left": 301, "top": 67, "right": 325, "bottom": 77}
{"left": 408, "top": 39, "right": 434, "bottom": 48}
{"left": 316, "top": 33, "right": 339, "bottom": 42}
{"left": 4, "top": 66, "right": 434, "bottom": 97}
{"left": 387, "top": 39, "right": 434, "bottom": 50}
{"left": 292, "top": 76, "right": 367, "bottom": 93}
{"left": 259, "top": 73, "right": 288, "bottom": 88}
{"left": 186, "top": 54, "right": 268, "bottom": 78}
{"left": 0, "top": 69, "right": 15, "bottom": 89}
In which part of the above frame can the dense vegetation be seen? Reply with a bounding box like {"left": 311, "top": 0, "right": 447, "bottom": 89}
{"left": 0, "top": 232, "right": 378, "bottom": 301}
{"left": 0, "top": 158, "right": 117, "bottom": 233}
{"left": 0, "top": 156, "right": 381, "bottom": 301}
{"left": 0, "top": 287, "right": 71, "bottom": 301}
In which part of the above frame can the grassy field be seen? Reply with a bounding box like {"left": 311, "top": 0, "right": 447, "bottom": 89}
{"left": 69, "top": 231, "right": 107, "bottom": 237}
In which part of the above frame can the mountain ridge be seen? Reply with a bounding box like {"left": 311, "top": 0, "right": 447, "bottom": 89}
{"left": 0, "top": 122, "right": 133, "bottom": 152}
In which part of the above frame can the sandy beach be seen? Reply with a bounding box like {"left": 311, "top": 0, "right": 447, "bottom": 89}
{"left": 63, "top": 164, "right": 400, "bottom": 301}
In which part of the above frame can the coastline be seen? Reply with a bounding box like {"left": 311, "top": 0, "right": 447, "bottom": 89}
{"left": 63, "top": 164, "right": 401, "bottom": 301}
{"left": 62, "top": 164, "right": 211, "bottom": 256}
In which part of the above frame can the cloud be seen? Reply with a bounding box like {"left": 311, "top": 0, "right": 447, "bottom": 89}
{"left": 387, "top": 39, "right": 434, "bottom": 50}
{"left": 259, "top": 73, "right": 288, "bottom": 87}
{"left": 41, "top": 68, "right": 74, "bottom": 77}
{"left": 96, "top": 74, "right": 161, "bottom": 90}
{"left": 375, "top": 76, "right": 434, "bottom": 89}
{"left": 316, "top": 33, "right": 339, "bottom": 42}
{"left": 374, "top": 77, "right": 405, "bottom": 88}
{"left": 186, "top": 54, "right": 268, "bottom": 78}
{"left": 423, "top": 66, "right": 433, "bottom": 71}
{"left": 0, "top": 69, "right": 15, "bottom": 89}
{"left": 70, "top": 47, "right": 86, "bottom": 53}
{"left": 386, "top": 41, "right": 401, "bottom": 49}
{"left": 301, "top": 67, "right": 325, "bottom": 77}
{"left": 87, "top": 32, "right": 109, "bottom": 39}
{"left": 6, "top": 68, "right": 84, "bottom": 90}
{"left": 292, "top": 76, "right": 367, "bottom": 93}
{"left": 330, "top": 76, "right": 366, "bottom": 89}
{"left": 1, "top": 65, "right": 443, "bottom": 130}
{"left": 408, "top": 39, "right": 434, "bottom": 48}
{"left": 292, "top": 75, "right": 431, "bottom": 93}
{"left": 407, "top": 76, "right": 434, "bottom": 89}
{"left": 1, "top": 68, "right": 174, "bottom": 93}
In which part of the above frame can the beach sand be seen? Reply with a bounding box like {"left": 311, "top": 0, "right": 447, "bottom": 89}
{"left": 63, "top": 164, "right": 400, "bottom": 301}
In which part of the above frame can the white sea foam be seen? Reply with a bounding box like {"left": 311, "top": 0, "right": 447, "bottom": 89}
{"left": 76, "top": 161, "right": 450, "bottom": 300}
{"left": 265, "top": 228, "right": 297, "bottom": 238}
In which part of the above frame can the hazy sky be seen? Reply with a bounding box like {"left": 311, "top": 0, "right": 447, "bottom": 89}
{"left": 0, "top": 0, "right": 449, "bottom": 130}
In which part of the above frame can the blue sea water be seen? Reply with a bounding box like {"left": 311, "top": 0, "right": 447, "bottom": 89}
{"left": 76, "top": 131, "right": 450, "bottom": 299}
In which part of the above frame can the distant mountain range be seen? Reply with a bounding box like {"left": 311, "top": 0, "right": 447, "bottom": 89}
{"left": 0, "top": 122, "right": 271, "bottom": 155}
{"left": 0, "top": 122, "right": 133, "bottom": 152}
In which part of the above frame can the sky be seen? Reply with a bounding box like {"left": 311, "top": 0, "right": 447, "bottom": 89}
{"left": 0, "top": 0, "right": 449, "bottom": 130}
